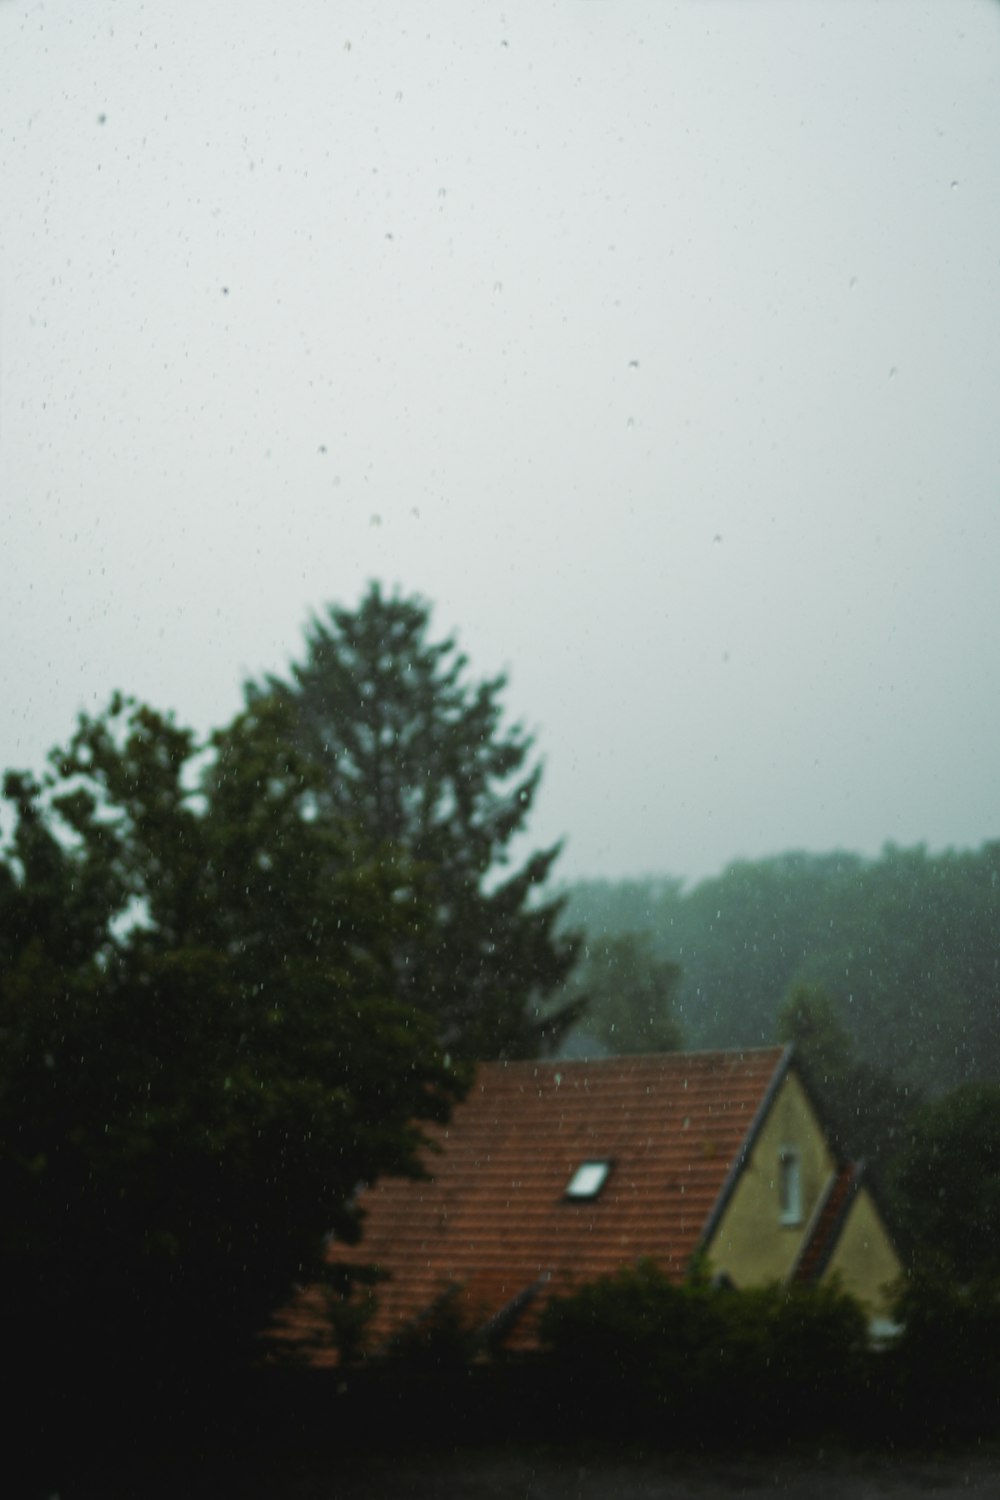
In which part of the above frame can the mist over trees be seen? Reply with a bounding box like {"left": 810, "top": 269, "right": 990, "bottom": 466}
{"left": 557, "top": 844, "right": 1000, "bottom": 1099}
{"left": 555, "top": 931, "right": 683, "bottom": 1057}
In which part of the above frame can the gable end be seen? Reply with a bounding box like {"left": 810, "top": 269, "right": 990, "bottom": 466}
{"left": 695, "top": 1043, "right": 795, "bottom": 1260}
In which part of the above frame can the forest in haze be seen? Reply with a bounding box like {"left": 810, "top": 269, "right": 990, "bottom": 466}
{"left": 557, "top": 844, "right": 1000, "bottom": 1099}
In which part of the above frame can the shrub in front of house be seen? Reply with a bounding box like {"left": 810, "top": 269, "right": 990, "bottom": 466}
{"left": 885, "top": 1265, "right": 1000, "bottom": 1437}
{"left": 537, "top": 1261, "right": 870, "bottom": 1440}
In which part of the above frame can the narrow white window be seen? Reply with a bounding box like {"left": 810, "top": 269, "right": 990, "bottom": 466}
{"left": 778, "top": 1147, "right": 802, "bottom": 1226}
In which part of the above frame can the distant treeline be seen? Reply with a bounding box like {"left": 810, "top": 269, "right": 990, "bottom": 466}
{"left": 557, "top": 843, "right": 1000, "bottom": 1097}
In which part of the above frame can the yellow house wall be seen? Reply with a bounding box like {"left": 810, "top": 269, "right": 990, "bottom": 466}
{"left": 821, "top": 1188, "right": 901, "bottom": 1319}
{"left": 706, "top": 1069, "right": 835, "bottom": 1285}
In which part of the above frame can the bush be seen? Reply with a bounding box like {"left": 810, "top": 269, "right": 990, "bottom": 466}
{"left": 886, "top": 1265, "right": 1000, "bottom": 1437}
{"left": 538, "top": 1261, "right": 869, "bottom": 1440}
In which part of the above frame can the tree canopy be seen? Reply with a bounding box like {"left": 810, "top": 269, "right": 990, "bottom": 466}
{"left": 560, "top": 844, "right": 1000, "bottom": 1097}
{"left": 776, "top": 981, "right": 918, "bottom": 1174}
{"left": 890, "top": 1084, "right": 1000, "bottom": 1280}
{"left": 0, "top": 691, "right": 464, "bottom": 1386}
{"left": 249, "top": 583, "right": 579, "bottom": 1059}
{"left": 553, "top": 931, "right": 683, "bottom": 1056}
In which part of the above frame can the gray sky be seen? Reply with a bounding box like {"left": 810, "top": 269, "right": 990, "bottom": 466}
{"left": 2, "top": 0, "right": 999, "bottom": 885}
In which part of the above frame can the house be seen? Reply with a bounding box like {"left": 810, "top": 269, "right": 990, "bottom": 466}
{"left": 275, "top": 1045, "right": 900, "bottom": 1363}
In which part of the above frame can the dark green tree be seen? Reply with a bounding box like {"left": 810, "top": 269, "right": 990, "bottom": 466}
{"left": 557, "top": 931, "right": 683, "bottom": 1055}
{"left": 890, "top": 1084, "right": 1000, "bottom": 1279}
{"left": 0, "top": 693, "right": 464, "bottom": 1390}
{"left": 777, "top": 981, "right": 918, "bottom": 1174}
{"left": 250, "top": 584, "right": 579, "bottom": 1059}
{"left": 538, "top": 1260, "right": 868, "bottom": 1438}
{"left": 777, "top": 983, "right": 855, "bottom": 1086}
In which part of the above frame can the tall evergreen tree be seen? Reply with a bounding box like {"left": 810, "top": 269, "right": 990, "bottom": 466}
{"left": 250, "top": 584, "right": 579, "bottom": 1059}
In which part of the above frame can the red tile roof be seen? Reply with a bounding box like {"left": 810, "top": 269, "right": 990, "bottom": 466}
{"left": 275, "top": 1047, "right": 788, "bottom": 1363}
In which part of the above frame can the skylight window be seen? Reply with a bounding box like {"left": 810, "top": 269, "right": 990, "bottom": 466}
{"left": 565, "top": 1159, "right": 612, "bottom": 1200}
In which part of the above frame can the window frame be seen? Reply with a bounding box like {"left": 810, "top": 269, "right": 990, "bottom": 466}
{"left": 564, "top": 1158, "right": 613, "bottom": 1201}
{"left": 778, "top": 1146, "right": 802, "bottom": 1226}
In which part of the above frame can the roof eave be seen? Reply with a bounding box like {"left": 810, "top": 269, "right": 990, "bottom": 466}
{"left": 802, "top": 1161, "right": 866, "bottom": 1283}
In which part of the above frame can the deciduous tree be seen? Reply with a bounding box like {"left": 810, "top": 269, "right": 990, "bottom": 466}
{"left": 0, "top": 694, "right": 463, "bottom": 1387}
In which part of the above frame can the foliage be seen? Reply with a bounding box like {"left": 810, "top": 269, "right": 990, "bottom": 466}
{"left": 554, "top": 931, "right": 683, "bottom": 1055}
{"left": 887, "top": 1264, "right": 1000, "bottom": 1435}
{"left": 249, "top": 583, "right": 579, "bottom": 1060}
{"left": 777, "top": 983, "right": 855, "bottom": 1084}
{"left": 538, "top": 1260, "right": 868, "bottom": 1435}
{"left": 560, "top": 842, "right": 1000, "bottom": 1098}
{"left": 889, "top": 1083, "right": 1000, "bottom": 1279}
{"left": 0, "top": 692, "right": 465, "bottom": 1384}
{"left": 383, "top": 1286, "right": 482, "bottom": 1371}
{"left": 777, "top": 982, "right": 919, "bottom": 1173}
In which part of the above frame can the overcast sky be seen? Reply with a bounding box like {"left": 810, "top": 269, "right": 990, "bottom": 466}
{"left": 2, "top": 0, "right": 999, "bottom": 885}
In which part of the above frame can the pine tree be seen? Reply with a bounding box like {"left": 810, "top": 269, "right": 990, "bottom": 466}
{"left": 251, "top": 584, "right": 579, "bottom": 1058}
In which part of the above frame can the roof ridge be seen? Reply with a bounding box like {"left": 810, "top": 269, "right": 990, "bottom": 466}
{"left": 480, "top": 1045, "right": 786, "bottom": 1074}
